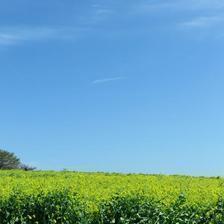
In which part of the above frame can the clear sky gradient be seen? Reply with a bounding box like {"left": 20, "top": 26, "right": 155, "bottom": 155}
{"left": 1, "top": 0, "right": 224, "bottom": 176}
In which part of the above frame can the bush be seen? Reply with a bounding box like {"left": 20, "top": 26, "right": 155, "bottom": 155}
{"left": 1, "top": 192, "right": 224, "bottom": 223}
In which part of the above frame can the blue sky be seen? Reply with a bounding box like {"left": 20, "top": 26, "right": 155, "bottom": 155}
{"left": 1, "top": 0, "right": 224, "bottom": 176}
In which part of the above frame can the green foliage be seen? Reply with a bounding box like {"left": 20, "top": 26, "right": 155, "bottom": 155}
{"left": 96, "top": 194, "right": 224, "bottom": 224}
{"left": 0, "top": 149, "right": 36, "bottom": 171}
{"left": 0, "top": 171, "right": 224, "bottom": 223}
{"left": 0, "top": 149, "right": 20, "bottom": 169}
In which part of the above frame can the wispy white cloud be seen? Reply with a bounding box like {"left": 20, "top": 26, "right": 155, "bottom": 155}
{"left": 132, "top": 0, "right": 224, "bottom": 36}
{"left": 0, "top": 2, "right": 116, "bottom": 47}
{"left": 0, "top": 4, "right": 114, "bottom": 46}
{"left": 188, "top": 0, "right": 224, "bottom": 10}
{"left": 0, "top": 26, "right": 79, "bottom": 46}
{"left": 84, "top": 3, "right": 113, "bottom": 25}
{"left": 136, "top": 0, "right": 224, "bottom": 13}
{"left": 0, "top": 33, "right": 18, "bottom": 45}
{"left": 92, "top": 76, "right": 126, "bottom": 84}
{"left": 180, "top": 16, "right": 224, "bottom": 28}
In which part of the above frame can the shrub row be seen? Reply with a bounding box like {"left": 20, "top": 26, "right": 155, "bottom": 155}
{"left": 0, "top": 191, "right": 224, "bottom": 224}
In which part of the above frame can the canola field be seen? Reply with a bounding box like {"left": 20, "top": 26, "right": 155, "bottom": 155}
{"left": 1, "top": 170, "right": 224, "bottom": 223}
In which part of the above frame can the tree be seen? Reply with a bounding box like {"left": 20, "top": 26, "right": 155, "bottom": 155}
{"left": 20, "top": 163, "right": 36, "bottom": 171}
{"left": 0, "top": 149, "right": 21, "bottom": 169}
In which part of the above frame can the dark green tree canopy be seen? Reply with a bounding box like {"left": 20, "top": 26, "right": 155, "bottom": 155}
{"left": 0, "top": 149, "right": 21, "bottom": 169}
